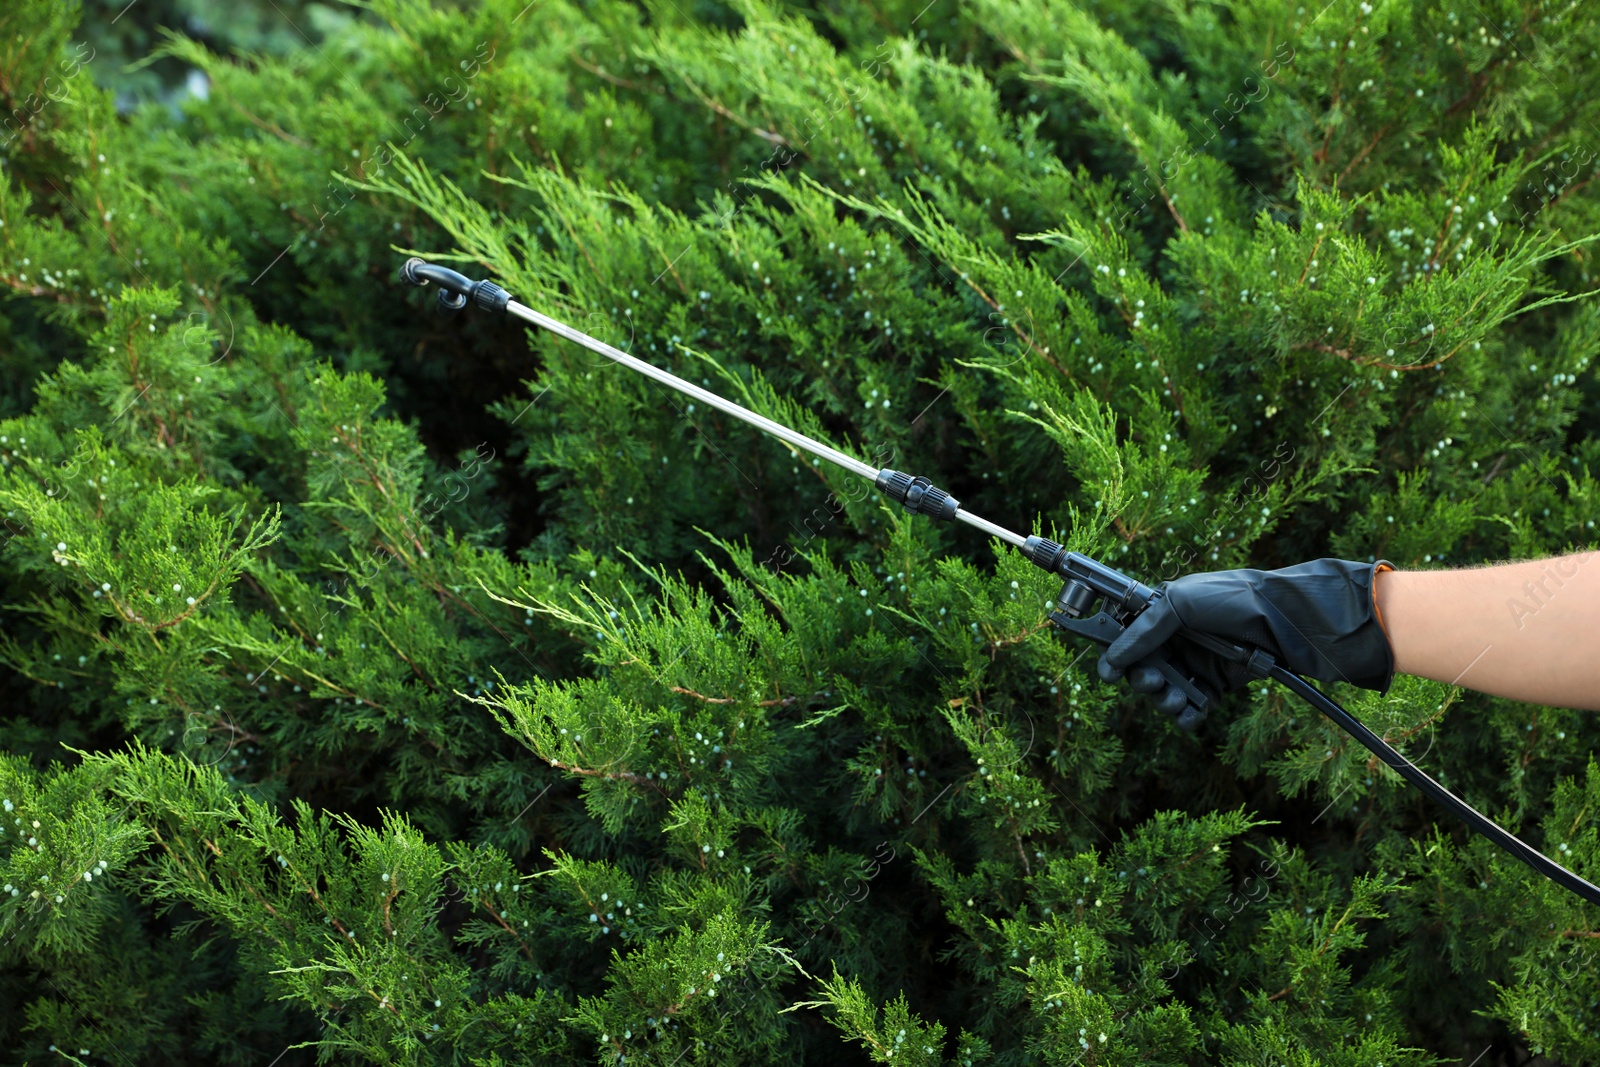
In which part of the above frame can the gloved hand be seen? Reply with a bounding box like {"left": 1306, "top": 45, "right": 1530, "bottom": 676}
{"left": 1099, "top": 558, "right": 1396, "bottom": 728}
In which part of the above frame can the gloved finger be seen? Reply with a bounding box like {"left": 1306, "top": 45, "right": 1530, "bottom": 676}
{"left": 1128, "top": 665, "right": 1166, "bottom": 693}
{"left": 1156, "top": 685, "right": 1189, "bottom": 716}
{"left": 1175, "top": 702, "right": 1208, "bottom": 732}
{"left": 1103, "top": 598, "right": 1184, "bottom": 673}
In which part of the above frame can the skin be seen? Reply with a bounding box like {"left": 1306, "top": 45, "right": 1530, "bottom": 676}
{"left": 1374, "top": 551, "right": 1600, "bottom": 710}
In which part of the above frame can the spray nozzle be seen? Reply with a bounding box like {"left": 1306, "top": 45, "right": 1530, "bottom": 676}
{"left": 400, "top": 258, "right": 512, "bottom": 315}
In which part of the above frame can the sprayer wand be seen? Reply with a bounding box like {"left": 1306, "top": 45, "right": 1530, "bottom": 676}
{"left": 400, "top": 257, "right": 1600, "bottom": 909}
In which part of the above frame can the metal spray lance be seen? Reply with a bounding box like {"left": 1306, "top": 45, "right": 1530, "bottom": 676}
{"left": 400, "top": 257, "right": 1600, "bottom": 910}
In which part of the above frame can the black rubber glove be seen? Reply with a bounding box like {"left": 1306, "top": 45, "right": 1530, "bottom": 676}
{"left": 1099, "top": 558, "right": 1396, "bottom": 727}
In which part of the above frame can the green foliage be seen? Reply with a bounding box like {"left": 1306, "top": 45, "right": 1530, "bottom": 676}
{"left": 1, "top": 0, "right": 1599, "bottom": 1063}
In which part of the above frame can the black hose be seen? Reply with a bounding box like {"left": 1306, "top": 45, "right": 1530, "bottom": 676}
{"left": 1269, "top": 665, "right": 1600, "bottom": 908}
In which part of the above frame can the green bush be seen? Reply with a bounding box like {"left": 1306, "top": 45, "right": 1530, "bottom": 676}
{"left": 2, "top": 0, "right": 1598, "bottom": 1063}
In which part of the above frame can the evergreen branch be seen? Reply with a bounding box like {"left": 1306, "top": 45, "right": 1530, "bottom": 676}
{"left": 228, "top": 100, "right": 310, "bottom": 147}
{"left": 567, "top": 52, "right": 653, "bottom": 94}
{"left": 982, "top": 618, "right": 1053, "bottom": 659}
{"left": 476, "top": 897, "right": 536, "bottom": 961}
{"left": 667, "top": 685, "right": 800, "bottom": 708}
{"left": 1337, "top": 122, "right": 1393, "bottom": 184}
{"left": 0, "top": 274, "right": 95, "bottom": 307}
{"left": 669, "top": 73, "right": 791, "bottom": 147}
{"left": 368, "top": 618, "right": 431, "bottom": 686}
{"left": 522, "top": 748, "right": 665, "bottom": 795}
{"left": 795, "top": 176, "right": 1053, "bottom": 363}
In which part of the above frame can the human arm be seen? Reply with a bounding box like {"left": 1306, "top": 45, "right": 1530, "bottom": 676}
{"left": 1375, "top": 552, "right": 1600, "bottom": 711}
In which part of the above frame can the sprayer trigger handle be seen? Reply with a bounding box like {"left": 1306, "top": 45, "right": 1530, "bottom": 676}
{"left": 1049, "top": 609, "right": 1123, "bottom": 646}
{"left": 1050, "top": 610, "right": 1212, "bottom": 724}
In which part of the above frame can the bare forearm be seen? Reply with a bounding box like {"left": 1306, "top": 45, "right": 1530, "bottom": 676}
{"left": 1373, "top": 552, "right": 1600, "bottom": 710}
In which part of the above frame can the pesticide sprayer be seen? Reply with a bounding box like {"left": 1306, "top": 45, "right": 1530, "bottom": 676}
{"left": 400, "top": 256, "right": 1600, "bottom": 910}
